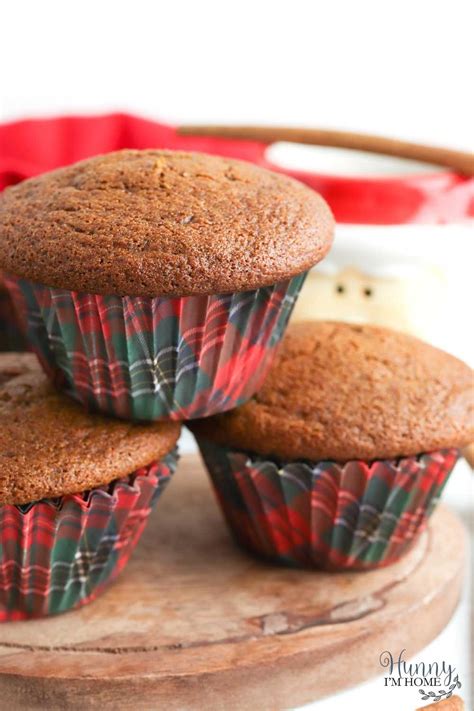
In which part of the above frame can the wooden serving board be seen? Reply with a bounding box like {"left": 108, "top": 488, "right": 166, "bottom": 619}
{"left": 0, "top": 455, "right": 466, "bottom": 711}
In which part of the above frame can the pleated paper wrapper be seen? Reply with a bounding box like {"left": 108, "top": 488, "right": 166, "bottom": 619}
{"left": 197, "top": 440, "right": 459, "bottom": 570}
{"left": 0, "top": 450, "right": 178, "bottom": 621}
{"left": 7, "top": 274, "right": 306, "bottom": 421}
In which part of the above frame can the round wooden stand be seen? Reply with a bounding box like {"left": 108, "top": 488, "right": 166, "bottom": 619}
{"left": 0, "top": 455, "right": 466, "bottom": 710}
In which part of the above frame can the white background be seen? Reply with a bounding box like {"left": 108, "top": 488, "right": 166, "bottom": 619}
{"left": 1, "top": 0, "right": 473, "bottom": 149}
{"left": 1, "top": 2, "right": 473, "bottom": 710}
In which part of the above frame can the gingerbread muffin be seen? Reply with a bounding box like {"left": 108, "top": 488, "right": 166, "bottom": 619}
{"left": 191, "top": 322, "right": 473, "bottom": 570}
{"left": 0, "top": 150, "right": 334, "bottom": 421}
{"left": 0, "top": 353, "right": 180, "bottom": 620}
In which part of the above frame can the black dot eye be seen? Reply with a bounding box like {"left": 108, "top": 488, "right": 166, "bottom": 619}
{"left": 363, "top": 287, "right": 373, "bottom": 297}
{"left": 335, "top": 284, "right": 345, "bottom": 294}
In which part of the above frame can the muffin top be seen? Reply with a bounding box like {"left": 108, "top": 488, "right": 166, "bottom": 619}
{"left": 191, "top": 322, "right": 474, "bottom": 461}
{"left": 0, "top": 150, "right": 334, "bottom": 297}
{"left": 0, "top": 354, "right": 180, "bottom": 504}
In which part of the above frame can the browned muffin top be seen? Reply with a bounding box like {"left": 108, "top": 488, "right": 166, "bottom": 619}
{"left": 0, "top": 150, "right": 334, "bottom": 297}
{"left": 0, "top": 354, "right": 180, "bottom": 504}
{"left": 191, "top": 322, "right": 474, "bottom": 461}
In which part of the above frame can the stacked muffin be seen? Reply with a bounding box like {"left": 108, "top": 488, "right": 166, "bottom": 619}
{"left": 0, "top": 354, "right": 179, "bottom": 620}
{"left": 191, "top": 322, "right": 473, "bottom": 570}
{"left": 1, "top": 150, "right": 332, "bottom": 421}
{"left": 0, "top": 149, "right": 334, "bottom": 618}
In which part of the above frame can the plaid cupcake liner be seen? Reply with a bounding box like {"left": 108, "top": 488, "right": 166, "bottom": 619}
{"left": 6, "top": 274, "right": 306, "bottom": 421}
{"left": 0, "top": 450, "right": 178, "bottom": 621}
{"left": 197, "top": 440, "right": 459, "bottom": 570}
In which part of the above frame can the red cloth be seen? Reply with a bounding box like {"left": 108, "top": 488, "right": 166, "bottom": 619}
{"left": 1, "top": 113, "right": 472, "bottom": 224}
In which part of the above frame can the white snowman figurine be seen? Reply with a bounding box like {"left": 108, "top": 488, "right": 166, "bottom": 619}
{"left": 293, "top": 223, "right": 473, "bottom": 366}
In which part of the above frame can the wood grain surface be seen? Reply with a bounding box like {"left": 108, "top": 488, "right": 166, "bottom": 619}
{"left": 0, "top": 454, "right": 466, "bottom": 710}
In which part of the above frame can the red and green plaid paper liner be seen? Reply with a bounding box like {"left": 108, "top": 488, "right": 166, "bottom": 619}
{"left": 0, "top": 450, "right": 178, "bottom": 621}
{"left": 197, "top": 440, "right": 459, "bottom": 571}
{"left": 6, "top": 274, "right": 306, "bottom": 421}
